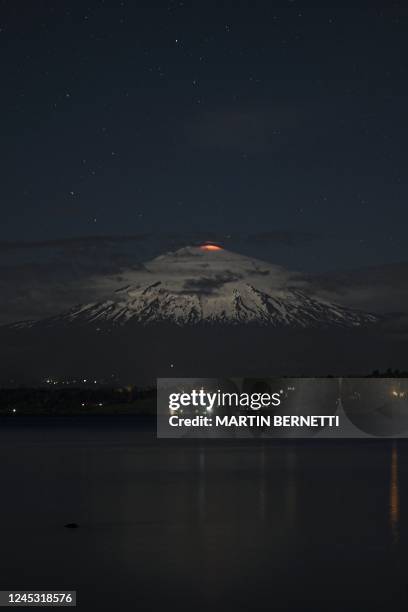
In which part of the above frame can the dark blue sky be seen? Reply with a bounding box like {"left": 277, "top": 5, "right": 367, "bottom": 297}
{"left": 1, "top": 0, "right": 408, "bottom": 269}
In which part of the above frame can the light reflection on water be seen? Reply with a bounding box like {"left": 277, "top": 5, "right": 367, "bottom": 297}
{"left": 198, "top": 446, "right": 206, "bottom": 521}
{"left": 284, "top": 445, "right": 297, "bottom": 530}
{"left": 0, "top": 423, "right": 408, "bottom": 611}
{"left": 390, "top": 442, "right": 400, "bottom": 545}
{"left": 258, "top": 444, "right": 266, "bottom": 522}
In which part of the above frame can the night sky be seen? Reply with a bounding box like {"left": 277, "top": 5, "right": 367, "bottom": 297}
{"left": 1, "top": 0, "right": 408, "bottom": 323}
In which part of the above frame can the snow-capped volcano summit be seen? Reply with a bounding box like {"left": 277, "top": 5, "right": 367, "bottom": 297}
{"left": 14, "top": 245, "right": 379, "bottom": 330}
{"left": 2, "top": 245, "right": 393, "bottom": 382}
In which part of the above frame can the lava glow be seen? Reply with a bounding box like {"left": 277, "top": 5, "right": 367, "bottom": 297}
{"left": 200, "top": 244, "right": 223, "bottom": 251}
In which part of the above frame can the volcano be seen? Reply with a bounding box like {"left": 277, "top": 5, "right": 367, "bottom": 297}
{"left": 2, "top": 246, "right": 394, "bottom": 383}
{"left": 10, "top": 246, "right": 378, "bottom": 331}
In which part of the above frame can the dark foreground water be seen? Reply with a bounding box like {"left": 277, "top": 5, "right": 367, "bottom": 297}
{"left": 0, "top": 418, "right": 407, "bottom": 611}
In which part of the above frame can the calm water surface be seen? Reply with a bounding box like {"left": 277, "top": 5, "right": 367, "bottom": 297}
{"left": 0, "top": 418, "right": 407, "bottom": 611}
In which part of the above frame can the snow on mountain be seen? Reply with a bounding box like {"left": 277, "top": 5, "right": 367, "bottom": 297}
{"left": 9, "top": 246, "right": 379, "bottom": 330}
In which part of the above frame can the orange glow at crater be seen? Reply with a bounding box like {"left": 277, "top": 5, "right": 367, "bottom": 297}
{"left": 200, "top": 244, "right": 223, "bottom": 251}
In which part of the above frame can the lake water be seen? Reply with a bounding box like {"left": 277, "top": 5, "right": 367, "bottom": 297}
{"left": 0, "top": 418, "right": 407, "bottom": 611}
